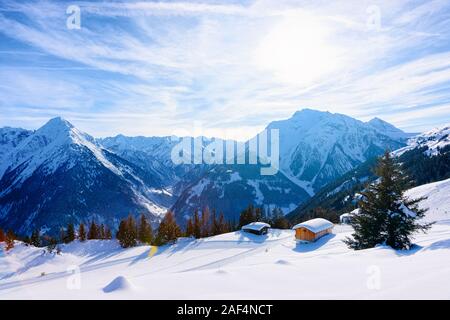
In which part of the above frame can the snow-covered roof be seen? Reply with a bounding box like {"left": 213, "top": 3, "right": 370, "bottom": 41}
{"left": 340, "top": 213, "right": 351, "bottom": 218}
{"left": 241, "top": 222, "right": 271, "bottom": 231}
{"left": 292, "top": 218, "right": 334, "bottom": 233}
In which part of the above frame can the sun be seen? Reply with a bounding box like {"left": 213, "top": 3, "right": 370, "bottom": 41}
{"left": 254, "top": 13, "right": 340, "bottom": 86}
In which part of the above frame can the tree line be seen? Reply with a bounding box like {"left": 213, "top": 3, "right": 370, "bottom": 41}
{"left": 0, "top": 204, "right": 292, "bottom": 251}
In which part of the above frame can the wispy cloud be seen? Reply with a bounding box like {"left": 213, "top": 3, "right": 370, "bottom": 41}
{"left": 0, "top": 0, "right": 450, "bottom": 138}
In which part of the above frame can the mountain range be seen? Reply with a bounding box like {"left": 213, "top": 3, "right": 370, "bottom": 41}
{"left": 0, "top": 109, "right": 416, "bottom": 235}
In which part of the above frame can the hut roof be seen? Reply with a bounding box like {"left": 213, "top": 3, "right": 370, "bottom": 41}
{"left": 241, "top": 222, "right": 271, "bottom": 232}
{"left": 292, "top": 218, "right": 333, "bottom": 233}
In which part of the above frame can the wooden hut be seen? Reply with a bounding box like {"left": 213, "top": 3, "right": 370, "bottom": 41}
{"left": 292, "top": 218, "right": 333, "bottom": 242}
{"left": 241, "top": 222, "right": 270, "bottom": 235}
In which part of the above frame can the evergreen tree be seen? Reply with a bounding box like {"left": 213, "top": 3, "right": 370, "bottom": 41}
{"left": 59, "top": 227, "right": 66, "bottom": 244}
{"left": 185, "top": 218, "right": 194, "bottom": 237}
{"left": 192, "top": 210, "right": 202, "bottom": 239}
{"left": 117, "top": 215, "right": 138, "bottom": 248}
{"left": 200, "top": 207, "right": 211, "bottom": 237}
{"left": 345, "top": 151, "right": 433, "bottom": 250}
{"left": 78, "top": 223, "right": 86, "bottom": 242}
{"left": 212, "top": 211, "right": 228, "bottom": 235}
{"left": 138, "top": 214, "right": 153, "bottom": 244}
{"left": 23, "top": 236, "right": 31, "bottom": 246}
{"left": 30, "top": 229, "right": 41, "bottom": 247}
{"left": 155, "top": 211, "right": 181, "bottom": 245}
{"left": 270, "top": 207, "right": 289, "bottom": 229}
{"left": 116, "top": 220, "right": 127, "bottom": 247}
{"left": 104, "top": 226, "right": 112, "bottom": 240}
{"left": 99, "top": 224, "right": 106, "bottom": 240}
{"left": 255, "top": 207, "right": 263, "bottom": 221}
{"left": 0, "top": 228, "right": 5, "bottom": 242}
{"left": 66, "top": 223, "right": 75, "bottom": 243}
{"left": 46, "top": 237, "right": 57, "bottom": 254}
{"left": 87, "top": 221, "right": 99, "bottom": 240}
{"left": 126, "top": 215, "right": 138, "bottom": 246}
{"left": 238, "top": 205, "right": 255, "bottom": 228}
{"left": 5, "top": 230, "right": 15, "bottom": 251}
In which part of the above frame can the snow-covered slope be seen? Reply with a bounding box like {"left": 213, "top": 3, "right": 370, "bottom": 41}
{"left": 266, "top": 109, "right": 407, "bottom": 192}
{"left": 405, "top": 178, "right": 450, "bottom": 223}
{"left": 366, "top": 117, "right": 415, "bottom": 140}
{"left": 1, "top": 183, "right": 449, "bottom": 299}
{"left": 394, "top": 124, "right": 450, "bottom": 156}
{"left": 0, "top": 118, "right": 173, "bottom": 235}
{"left": 99, "top": 135, "right": 210, "bottom": 194}
{"left": 0, "top": 127, "right": 33, "bottom": 169}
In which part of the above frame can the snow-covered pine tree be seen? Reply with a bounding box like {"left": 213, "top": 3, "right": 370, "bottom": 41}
{"left": 345, "top": 151, "right": 433, "bottom": 250}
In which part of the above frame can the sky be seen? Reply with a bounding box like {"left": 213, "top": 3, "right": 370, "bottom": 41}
{"left": 1, "top": 0, "right": 450, "bottom": 140}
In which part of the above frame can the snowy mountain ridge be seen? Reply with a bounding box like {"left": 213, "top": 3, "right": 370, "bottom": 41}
{"left": 0, "top": 117, "right": 173, "bottom": 235}
{"left": 394, "top": 123, "right": 450, "bottom": 156}
{"left": 265, "top": 109, "right": 407, "bottom": 192}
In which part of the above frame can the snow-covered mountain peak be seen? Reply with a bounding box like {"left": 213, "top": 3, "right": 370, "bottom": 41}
{"left": 0, "top": 117, "right": 114, "bottom": 187}
{"left": 264, "top": 109, "right": 406, "bottom": 192}
{"left": 35, "top": 117, "right": 95, "bottom": 146}
{"left": 394, "top": 123, "right": 450, "bottom": 156}
{"left": 367, "top": 117, "right": 412, "bottom": 140}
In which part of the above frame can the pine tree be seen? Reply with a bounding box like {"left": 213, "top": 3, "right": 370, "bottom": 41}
{"left": 185, "top": 218, "right": 194, "bottom": 237}
{"left": 238, "top": 205, "right": 255, "bottom": 228}
{"left": 59, "top": 227, "right": 66, "bottom": 244}
{"left": 117, "top": 215, "right": 138, "bottom": 248}
{"left": 138, "top": 214, "right": 153, "bottom": 244}
{"left": 66, "top": 223, "right": 75, "bottom": 243}
{"left": 211, "top": 211, "right": 228, "bottom": 235}
{"left": 116, "top": 220, "right": 127, "bottom": 247}
{"left": 30, "top": 229, "right": 41, "bottom": 247}
{"left": 270, "top": 207, "right": 289, "bottom": 229}
{"left": 126, "top": 215, "right": 138, "bottom": 246}
{"left": 192, "top": 210, "right": 202, "bottom": 239}
{"left": 217, "top": 212, "right": 228, "bottom": 234}
{"left": 87, "top": 221, "right": 99, "bottom": 240}
{"left": 104, "top": 226, "right": 112, "bottom": 240}
{"left": 200, "top": 207, "right": 211, "bottom": 237}
{"left": 155, "top": 211, "right": 181, "bottom": 245}
{"left": 99, "top": 224, "right": 106, "bottom": 240}
{"left": 255, "top": 207, "right": 263, "bottom": 221}
{"left": 5, "top": 230, "right": 15, "bottom": 251}
{"left": 46, "top": 237, "right": 57, "bottom": 254}
{"left": 0, "top": 228, "right": 5, "bottom": 242}
{"left": 345, "top": 151, "right": 433, "bottom": 250}
{"left": 23, "top": 236, "right": 31, "bottom": 246}
{"left": 78, "top": 223, "right": 86, "bottom": 242}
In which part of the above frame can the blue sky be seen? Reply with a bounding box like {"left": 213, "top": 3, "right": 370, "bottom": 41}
{"left": 1, "top": 0, "right": 450, "bottom": 139}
